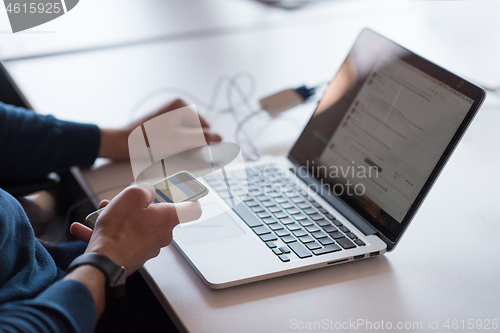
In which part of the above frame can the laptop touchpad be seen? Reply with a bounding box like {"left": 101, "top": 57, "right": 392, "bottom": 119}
{"left": 174, "top": 202, "right": 245, "bottom": 246}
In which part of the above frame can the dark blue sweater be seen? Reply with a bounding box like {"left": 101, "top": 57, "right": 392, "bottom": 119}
{"left": 0, "top": 102, "right": 101, "bottom": 333}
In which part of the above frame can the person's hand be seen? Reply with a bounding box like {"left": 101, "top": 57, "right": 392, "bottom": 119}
{"left": 98, "top": 98, "right": 222, "bottom": 161}
{"left": 70, "top": 184, "right": 201, "bottom": 275}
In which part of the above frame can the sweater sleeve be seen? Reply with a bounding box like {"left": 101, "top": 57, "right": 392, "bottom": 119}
{"left": 0, "top": 280, "right": 97, "bottom": 333}
{"left": 0, "top": 102, "right": 101, "bottom": 183}
{"left": 0, "top": 189, "right": 97, "bottom": 333}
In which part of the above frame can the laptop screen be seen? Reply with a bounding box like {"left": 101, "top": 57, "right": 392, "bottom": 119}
{"left": 289, "top": 29, "right": 485, "bottom": 245}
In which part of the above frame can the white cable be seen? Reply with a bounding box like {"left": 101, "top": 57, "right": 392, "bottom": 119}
{"left": 234, "top": 110, "right": 264, "bottom": 161}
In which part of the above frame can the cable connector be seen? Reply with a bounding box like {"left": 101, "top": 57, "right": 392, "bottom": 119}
{"left": 259, "top": 85, "right": 317, "bottom": 117}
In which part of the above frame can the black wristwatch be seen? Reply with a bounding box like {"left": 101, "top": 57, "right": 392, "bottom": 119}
{"left": 66, "top": 253, "right": 126, "bottom": 308}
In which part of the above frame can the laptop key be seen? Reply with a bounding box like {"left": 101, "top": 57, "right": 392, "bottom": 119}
{"left": 230, "top": 170, "right": 247, "bottom": 180}
{"left": 257, "top": 212, "right": 271, "bottom": 219}
{"left": 279, "top": 246, "right": 291, "bottom": 254}
{"left": 325, "top": 214, "right": 336, "bottom": 220}
{"left": 310, "top": 214, "right": 324, "bottom": 221}
{"left": 267, "top": 176, "right": 280, "bottom": 183}
{"left": 305, "top": 225, "right": 320, "bottom": 233}
{"left": 337, "top": 238, "right": 356, "bottom": 249}
{"left": 293, "top": 213, "right": 307, "bottom": 221}
{"left": 253, "top": 226, "right": 271, "bottom": 236}
{"left": 262, "top": 217, "right": 278, "bottom": 225}
{"left": 332, "top": 220, "right": 343, "bottom": 227}
{"left": 211, "top": 184, "right": 227, "bottom": 192}
{"left": 312, "top": 244, "right": 341, "bottom": 255}
{"left": 319, "top": 208, "right": 328, "bottom": 214}
{"left": 292, "top": 229, "right": 307, "bottom": 237}
{"left": 286, "top": 208, "right": 300, "bottom": 215}
{"left": 245, "top": 200, "right": 260, "bottom": 207}
{"left": 219, "top": 192, "right": 233, "bottom": 199}
{"left": 311, "top": 231, "right": 328, "bottom": 239}
{"left": 303, "top": 208, "right": 317, "bottom": 215}
{"left": 204, "top": 175, "right": 218, "bottom": 182}
{"left": 274, "top": 212, "right": 288, "bottom": 219}
{"left": 322, "top": 225, "right": 337, "bottom": 233}
{"left": 266, "top": 241, "right": 277, "bottom": 248}
{"left": 312, "top": 202, "right": 322, "bottom": 208}
{"left": 232, "top": 204, "right": 263, "bottom": 228}
{"left": 286, "top": 223, "right": 302, "bottom": 231}
{"left": 262, "top": 201, "right": 276, "bottom": 208}
{"left": 251, "top": 205, "right": 265, "bottom": 213}
{"left": 280, "top": 202, "right": 294, "bottom": 209}
{"left": 262, "top": 186, "right": 274, "bottom": 193}
{"left": 328, "top": 231, "right": 345, "bottom": 239}
{"left": 268, "top": 223, "right": 284, "bottom": 231}
{"left": 274, "top": 197, "right": 288, "bottom": 204}
{"left": 297, "top": 202, "right": 311, "bottom": 209}
{"left": 247, "top": 183, "right": 259, "bottom": 189}
{"left": 268, "top": 206, "right": 282, "bottom": 213}
{"left": 280, "top": 217, "right": 294, "bottom": 225}
{"left": 346, "top": 232, "right": 357, "bottom": 239}
{"left": 206, "top": 180, "right": 221, "bottom": 187}
{"left": 255, "top": 194, "right": 270, "bottom": 202}
{"left": 281, "top": 235, "right": 296, "bottom": 243}
{"left": 299, "top": 219, "right": 314, "bottom": 227}
{"left": 319, "top": 237, "right": 335, "bottom": 246}
{"left": 278, "top": 254, "right": 290, "bottom": 262}
{"left": 275, "top": 229, "right": 290, "bottom": 237}
{"left": 234, "top": 189, "right": 247, "bottom": 196}
{"left": 306, "top": 242, "right": 322, "bottom": 250}
{"left": 260, "top": 234, "right": 277, "bottom": 242}
{"left": 273, "top": 248, "right": 283, "bottom": 255}
{"left": 246, "top": 169, "right": 259, "bottom": 176}
{"left": 354, "top": 239, "right": 366, "bottom": 246}
{"left": 298, "top": 235, "right": 314, "bottom": 243}
{"left": 288, "top": 242, "right": 313, "bottom": 258}
{"left": 340, "top": 226, "right": 350, "bottom": 233}
{"left": 316, "top": 219, "right": 330, "bottom": 227}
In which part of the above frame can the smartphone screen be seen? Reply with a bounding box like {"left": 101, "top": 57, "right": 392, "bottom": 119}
{"left": 85, "top": 171, "right": 207, "bottom": 228}
{"left": 153, "top": 172, "right": 207, "bottom": 203}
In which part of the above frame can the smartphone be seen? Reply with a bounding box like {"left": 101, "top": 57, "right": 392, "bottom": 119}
{"left": 85, "top": 171, "right": 208, "bottom": 228}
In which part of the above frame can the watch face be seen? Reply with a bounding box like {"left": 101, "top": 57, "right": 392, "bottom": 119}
{"left": 112, "top": 268, "right": 127, "bottom": 299}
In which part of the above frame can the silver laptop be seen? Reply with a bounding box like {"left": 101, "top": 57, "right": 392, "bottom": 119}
{"left": 172, "top": 29, "right": 485, "bottom": 289}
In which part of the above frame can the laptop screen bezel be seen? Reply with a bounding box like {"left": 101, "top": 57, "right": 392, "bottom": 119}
{"left": 287, "top": 29, "right": 486, "bottom": 250}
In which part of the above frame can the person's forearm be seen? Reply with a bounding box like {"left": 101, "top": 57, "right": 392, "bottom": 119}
{"left": 0, "top": 279, "right": 99, "bottom": 333}
{"left": 0, "top": 102, "right": 101, "bottom": 182}
{"left": 64, "top": 265, "right": 107, "bottom": 318}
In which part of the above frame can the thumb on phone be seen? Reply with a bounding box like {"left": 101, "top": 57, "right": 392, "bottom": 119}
{"left": 174, "top": 201, "right": 202, "bottom": 223}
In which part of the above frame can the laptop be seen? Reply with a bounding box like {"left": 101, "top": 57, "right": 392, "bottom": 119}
{"left": 172, "top": 29, "right": 486, "bottom": 289}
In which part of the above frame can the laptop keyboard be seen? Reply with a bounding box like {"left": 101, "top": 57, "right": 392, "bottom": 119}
{"left": 203, "top": 165, "right": 365, "bottom": 262}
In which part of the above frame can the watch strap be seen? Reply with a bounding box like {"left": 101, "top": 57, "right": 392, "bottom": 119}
{"left": 66, "top": 252, "right": 126, "bottom": 308}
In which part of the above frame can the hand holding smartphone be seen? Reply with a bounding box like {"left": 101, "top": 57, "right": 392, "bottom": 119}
{"left": 85, "top": 171, "right": 208, "bottom": 228}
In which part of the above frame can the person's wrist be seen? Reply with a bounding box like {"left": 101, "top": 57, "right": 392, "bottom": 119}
{"left": 98, "top": 128, "right": 129, "bottom": 160}
{"left": 85, "top": 242, "right": 131, "bottom": 276}
{"left": 65, "top": 253, "right": 127, "bottom": 312}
